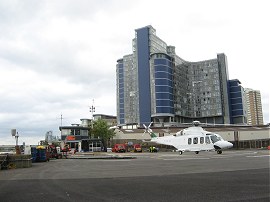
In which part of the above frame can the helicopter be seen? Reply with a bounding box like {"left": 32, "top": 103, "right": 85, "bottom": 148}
{"left": 143, "top": 121, "right": 233, "bottom": 155}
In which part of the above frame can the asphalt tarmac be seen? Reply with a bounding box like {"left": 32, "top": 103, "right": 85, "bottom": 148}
{"left": 0, "top": 150, "right": 269, "bottom": 202}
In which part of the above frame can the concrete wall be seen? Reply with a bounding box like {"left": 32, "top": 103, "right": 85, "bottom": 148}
{"left": 238, "top": 130, "right": 269, "bottom": 141}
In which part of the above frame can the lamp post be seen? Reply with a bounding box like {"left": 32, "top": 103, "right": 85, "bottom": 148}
{"left": 15, "top": 132, "right": 19, "bottom": 146}
{"left": 89, "top": 99, "right": 95, "bottom": 139}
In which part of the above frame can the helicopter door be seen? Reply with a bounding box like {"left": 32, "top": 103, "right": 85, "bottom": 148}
{"left": 205, "top": 136, "right": 210, "bottom": 144}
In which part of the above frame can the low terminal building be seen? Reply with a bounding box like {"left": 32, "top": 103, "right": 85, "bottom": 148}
{"left": 59, "top": 116, "right": 117, "bottom": 152}
{"left": 59, "top": 118, "right": 100, "bottom": 152}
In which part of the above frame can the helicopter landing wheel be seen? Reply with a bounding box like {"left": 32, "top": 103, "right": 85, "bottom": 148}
{"left": 217, "top": 150, "right": 222, "bottom": 154}
{"left": 179, "top": 151, "right": 183, "bottom": 155}
{"left": 195, "top": 151, "right": 199, "bottom": 154}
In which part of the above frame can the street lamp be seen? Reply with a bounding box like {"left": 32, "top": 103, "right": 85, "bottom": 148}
{"left": 89, "top": 99, "right": 95, "bottom": 138}
{"left": 15, "top": 132, "right": 19, "bottom": 146}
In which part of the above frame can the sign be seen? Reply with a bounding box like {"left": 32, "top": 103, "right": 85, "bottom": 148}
{"left": 11, "top": 129, "right": 16, "bottom": 136}
{"left": 66, "top": 135, "right": 75, "bottom": 141}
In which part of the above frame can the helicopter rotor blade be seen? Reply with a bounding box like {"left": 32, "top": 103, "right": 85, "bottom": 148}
{"left": 143, "top": 124, "right": 147, "bottom": 129}
{"left": 147, "top": 122, "right": 153, "bottom": 128}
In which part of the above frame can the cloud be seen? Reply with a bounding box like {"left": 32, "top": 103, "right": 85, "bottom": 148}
{"left": 0, "top": 0, "right": 269, "bottom": 145}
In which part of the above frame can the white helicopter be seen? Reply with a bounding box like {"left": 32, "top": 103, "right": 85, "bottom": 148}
{"left": 143, "top": 121, "right": 233, "bottom": 155}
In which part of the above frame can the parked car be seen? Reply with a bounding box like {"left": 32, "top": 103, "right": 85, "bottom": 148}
{"left": 112, "top": 144, "right": 126, "bottom": 152}
{"left": 133, "top": 144, "right": 142, "bottom": 152}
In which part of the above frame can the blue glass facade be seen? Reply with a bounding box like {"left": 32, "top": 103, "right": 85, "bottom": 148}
{"left": 136, "top": 27, "right": 151, "bottom": 125}
{"left": 154, "top": 56, "right": 174, "bottom": 114}
{"left": 228, "top": 79, "right": 246, "bottom": 123}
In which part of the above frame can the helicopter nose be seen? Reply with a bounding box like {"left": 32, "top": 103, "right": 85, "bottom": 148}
{"left": 214, "top": 141, "right": 233, "bottom": 149}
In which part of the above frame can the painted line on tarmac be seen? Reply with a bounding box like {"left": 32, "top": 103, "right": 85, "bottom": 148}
{"left": 163, "top": 157, "right": 210, "bottom": 161}
{"left": 210, "top": 156, "right": 231, "bottom": 159}
{"left": 246, "top": 155, "right": 270, "bottom": 158}
{"left": 83, "top": 159, "right": 134, "bottom": 162}
{"left": 160, "top": 154, "right": 183, "bottom": 157}
{"left": 225, "top": 151, "right": 258, "bottom": 156}
{"left": 209, "top": 152, "right": 258, "bottom": 158}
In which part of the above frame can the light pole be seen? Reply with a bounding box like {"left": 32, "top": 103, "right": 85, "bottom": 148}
{"left": 60, "top": 113, "right": 63, "bottom": 126}
{"left": 89, "top": 99, "right": 95, "bottom": 139}
{"left": 15, "top": 132, "right": 19, "bottom": 146}
{"left": 11, "top": 129, "right": 19, "bottom": 146}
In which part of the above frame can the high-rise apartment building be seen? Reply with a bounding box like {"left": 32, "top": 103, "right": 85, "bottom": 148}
{"left": 116, "top": 25, "right": 243, "bottom": 126}
{"left": 244, "top": 88, "right": 264, "bottom": 125}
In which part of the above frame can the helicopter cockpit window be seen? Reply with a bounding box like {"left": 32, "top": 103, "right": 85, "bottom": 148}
{"left": 188, "top": 138, "right": 192, "bottom": 144}
{"left": 210, "top": 135, "right": 221, "bottom": 143}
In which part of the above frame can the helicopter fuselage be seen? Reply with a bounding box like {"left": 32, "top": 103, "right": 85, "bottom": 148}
{"left": 150, "top": 126, "right": 233, "bottom": 154}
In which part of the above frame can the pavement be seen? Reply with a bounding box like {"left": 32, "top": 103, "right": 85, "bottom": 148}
{"left": 0, "top": 149, "right": 269, "bottom": 202}
{"left": 67, "top": 152, "right": 136, "bottom": 159}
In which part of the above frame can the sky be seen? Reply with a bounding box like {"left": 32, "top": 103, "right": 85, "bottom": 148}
{"left": 0, "top": 0, "right": 269, "bottom": 145}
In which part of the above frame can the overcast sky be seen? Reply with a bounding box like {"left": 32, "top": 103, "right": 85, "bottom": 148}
{"left": 0, "top": 0, "right": 269, "bottom": 145}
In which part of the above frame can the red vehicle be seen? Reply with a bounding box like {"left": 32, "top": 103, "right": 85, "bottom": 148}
{"left": 112, "top": 144, "right": 126, "bottom": 153}
{"left": 133, "top": 144, "right": 142, "bottom": 152}
{"left": 48, "top": 145, "right": 62, "bottom": 159}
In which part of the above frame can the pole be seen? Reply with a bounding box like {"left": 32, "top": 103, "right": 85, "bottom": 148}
{"left": 89, "top": 99, "right": 95, "bottom": 138}
{"left": 15, "top": 132, "right": 19, "bottom": 146}
{"left": 60, "top": 114, "right": 63, "bottom": 126}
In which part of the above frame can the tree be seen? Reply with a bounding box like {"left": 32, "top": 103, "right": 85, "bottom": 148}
{"left": 92, "top": 119, "right": 115, "bottom": 148}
